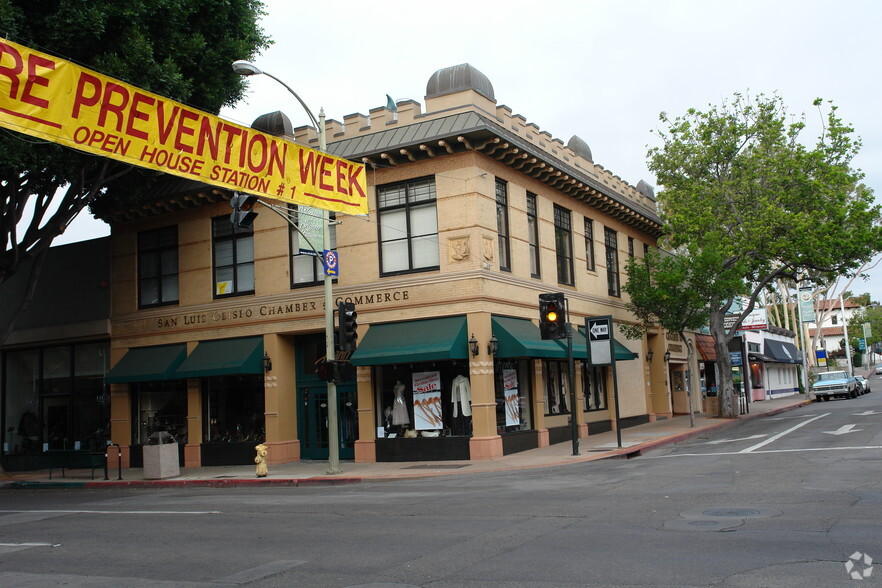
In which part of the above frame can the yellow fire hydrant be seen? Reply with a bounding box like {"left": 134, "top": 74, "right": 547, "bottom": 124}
{"left": 254, "top": 443, "right": 268, "bottom": 478}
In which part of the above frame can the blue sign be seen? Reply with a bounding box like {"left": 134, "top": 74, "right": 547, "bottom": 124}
{"left": 729, "top": 351, "right": 743, "bottom": 366}
{"left": 322, "top": 250, "right": 338, "bottom": 276}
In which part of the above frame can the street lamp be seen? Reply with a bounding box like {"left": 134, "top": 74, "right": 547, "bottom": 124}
{"left": 232, "top": 60, "right": 341, "bottom": 475}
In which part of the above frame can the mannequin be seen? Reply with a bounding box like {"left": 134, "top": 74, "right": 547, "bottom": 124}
{"left": 451, "top": 374, "right": 472, "bottom": 417}
{"left": 391, "top": 380, "right": 410, "bottom": 425}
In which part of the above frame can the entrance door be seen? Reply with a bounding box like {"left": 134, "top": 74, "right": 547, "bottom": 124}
{"left": 297, "top": 384, "right": 357, "bottom": 460}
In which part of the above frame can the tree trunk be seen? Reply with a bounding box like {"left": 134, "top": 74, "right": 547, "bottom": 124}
{"left": 709, "top": 307, "right": 738, "bottom": 418}
{"left": 680, "top": 331, "right": 696, "bottom": 427}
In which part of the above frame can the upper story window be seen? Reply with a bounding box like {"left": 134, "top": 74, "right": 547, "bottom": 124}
{"left": 628, "top": 236, "right": 635, "bottom": 258}
{"left": 831, "top": 314, "right": 838, "bottom": 325}
{"left": 138, "top": 225, "right": 179, "bottom": 308}
{"left": 212, "top": 216, "right": 254, "bottom": 298}
{"left": 377, "top": 177, "right": 439, "bottom": 276}
{"left": 290, "top": 205, "right": 336, "bottom": 287}
{"left": 584, "top": 217, "right": 595, "bottom": 272}
{"left": 554, "top": 205, "right": 574, "bottom": 286}
{"left": 605, "top": 227, "right": 620, "bottom": 297}
{"left": 495, "top": 179, "right": 511, "bottom": 272}
{"left": 526, "top": 192, "right": 540, "bottom": 278}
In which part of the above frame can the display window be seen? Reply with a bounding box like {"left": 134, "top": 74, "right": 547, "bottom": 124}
{"left": 493, "top": 359, "right": 533, "bottom": 433}
{"left": 132, "top": 380, "right": 188, "bottom": 445}
{"left": 582, "top": 363, "right": 607, "bottom": 412}
{"left": 376, "top": 362, "right": 471, "bottom": 438}
{"left": 202, "top": 375, "right": 265, "bottom": 444}
{"left": 543, "top": 360, "right": 571, "bottom": 415}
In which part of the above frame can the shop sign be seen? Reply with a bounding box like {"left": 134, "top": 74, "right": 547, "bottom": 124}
{"left": 0, "top": 38, "right": 367, "bottom": 214}
{"left": 412, "top": 371, "right": 442, "bottom": 431}
{"left": 503, "top": 369, "right": 519, "bottom": 427}
{"left": 729, "top": 351, "right": 743, "bottom": 366}
{"left": 724, "top": 308, "right": 767, "bottom": 331}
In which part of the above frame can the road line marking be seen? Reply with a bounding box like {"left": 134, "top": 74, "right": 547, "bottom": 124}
{"left": 0, "top": 509, "right": 220, "bottom": 515}
{"left": 738, "top": 412, "right": 830, "bottom": 453}
{"left": 646, "top": 446, "right": 882, "bottom": 458}
{"left": 823, "top": 424, "right": 862, "bottom": 435}
{"left": 705, "top": 434, "right": 767, "bottom": 445}
{"left": 0, "top": 542, "right": 59, "bottom": 547}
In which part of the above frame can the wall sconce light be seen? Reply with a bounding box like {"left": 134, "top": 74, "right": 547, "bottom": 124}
{"left": 468, "top": 333, "right": 479, "bottom": 357}
{"left": 487, "top": 335, "right": 499, "bottom": 356}
{"left": 646, "top": 349, "right": 654, "bottom": 363}
{"left": 263, "top": 352, "right": 272, "bottom": 372}
{"left": 663, "top": 350, "right": 671, "bottom": 363}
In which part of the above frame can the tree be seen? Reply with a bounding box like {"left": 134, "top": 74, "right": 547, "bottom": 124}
{"left": 622, "top": 244, "right": 742, "bottom": 426}
{"left": 648, "top": 92, "right": 882, "bottom": 418}
{"left": 0, "top": 0, "right": 270, "bottom": 341}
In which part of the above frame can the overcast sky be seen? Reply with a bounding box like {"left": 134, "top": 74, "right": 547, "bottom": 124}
{"left": 57, "top": 0, "right": 882, "bottom": 300}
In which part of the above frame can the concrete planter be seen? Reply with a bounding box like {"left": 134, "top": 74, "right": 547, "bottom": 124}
{"left": 143, "top": 443, "right": 179, "bottom": 479}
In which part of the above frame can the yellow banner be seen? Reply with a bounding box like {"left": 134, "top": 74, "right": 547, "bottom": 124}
{"left": 0, "top": 38, "right": 367, "bottom": 215}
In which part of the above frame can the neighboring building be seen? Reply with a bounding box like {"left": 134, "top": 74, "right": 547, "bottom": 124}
{"left": 3, "top": 64, "right": 701, "bottom": 470}
{"left": 743, "top": 326, "right": 802, "bottom": 400}
{"left": 807, "top": 298, "right": 862, "bottom": 357}
{"left": 0, "top": 238, "right": 111, "bottom": 471}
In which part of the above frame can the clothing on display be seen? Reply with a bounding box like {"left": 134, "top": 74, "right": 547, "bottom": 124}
{"left": 451, "top": 374, "right": 472, "bottom": 417}
{"left": 391, "top": 380, "right": 410, "bottom": 425}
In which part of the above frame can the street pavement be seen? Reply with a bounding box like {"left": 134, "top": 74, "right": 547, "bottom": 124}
{"left": 0, "top": 394, "right": 813, "bottom": 489}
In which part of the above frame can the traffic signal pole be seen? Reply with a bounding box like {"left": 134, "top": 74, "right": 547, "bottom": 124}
{"left": 566, "top": 310, "right": 579, "bottom": 456}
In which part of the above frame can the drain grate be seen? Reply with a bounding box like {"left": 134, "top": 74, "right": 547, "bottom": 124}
{"left": 702, "top": 508, "right": 762, "bottom": 518}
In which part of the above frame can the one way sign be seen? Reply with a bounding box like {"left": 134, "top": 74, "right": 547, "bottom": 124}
{"left": 587, "top": 316, "right": 613, "bottom": 365}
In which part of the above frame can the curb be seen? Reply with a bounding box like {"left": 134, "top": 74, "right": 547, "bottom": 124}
{"left": 1, "top": 400, "right": 813, "bottom": 490}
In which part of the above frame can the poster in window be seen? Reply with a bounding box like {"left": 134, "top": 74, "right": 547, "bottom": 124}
{"left": 412, "top": 371, "right": 442, "bottom": 430}
{"left": 503, "top": 368, "right": 520, "bottom": 427}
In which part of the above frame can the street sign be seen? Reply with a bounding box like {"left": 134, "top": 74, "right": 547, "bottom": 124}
{"left": 586, "top": 316, "right": 613, "bottom": 365}
{"left": 858, "top": 338, "right": 866, "bottom": 351}
{"left": 323, "top": 250, "right": 338, "bottom": 276}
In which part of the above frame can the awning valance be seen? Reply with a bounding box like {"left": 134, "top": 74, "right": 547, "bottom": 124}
{"left": 350, "top": 316, "right": 469, "bottom": 366}
{"left": 491, "top": 316, "right": 567, "bottom": 359}
{"left": 764, "top": 340, "right": 801, "bottom": 364}
{"left": 105, "top": 344, "right": 187, "bottom": 383}
{"left": 174, "top": 336, "right": 264, "bottom": 379}
{"left": 570, "top": 327, "right": 639, "bottom": 362}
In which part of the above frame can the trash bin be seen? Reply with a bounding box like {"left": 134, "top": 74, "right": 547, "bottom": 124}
{"left": 143, "top": 431, "right": 180, "bottom": 479}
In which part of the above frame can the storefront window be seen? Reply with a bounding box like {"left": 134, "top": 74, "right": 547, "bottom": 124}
{"left": 582, "top": 363, "right": 607, "bottom": 411}
{"left": 376, "top": 363, "right": 471, "bottom": 437}
{"left": 543, "top": 360, "right": 571, "bottom": 415}
{"left": 494, "top": 359, "right": 533, "bottom": 433}
{"left": 3, "top": 350, "right": 40, "bottom": 455}
{"left": 132, "top": 380, "right": 188, "bottom": 445}
{"left": 203, "top": 375, "right": 265, "bottom": 443}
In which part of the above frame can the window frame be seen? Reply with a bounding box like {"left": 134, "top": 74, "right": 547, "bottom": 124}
{"left": 605, "top": 226, "right": 620, "bottom": 297}
{"left": 584, "top": 217, "right": 595, "bottom": 272}
{"left": 526, "top": 192, "right": 540, "bottom": 278}
{"left": 289, "top": 205, "right": 337, "bottom": 288}
{"left": 376, "top": 176, "right": 440, "bottom": 277}
{"left": 495, "top": 178, "right": 511, "bottom": 272}
{"left": 554, "top": 204, "right": 574, "bottom": 286}
{"left": 212, "top": 216, "right": 255, "bottom": 298}
{"left": 137, "top": 225, "right": 179, "bottom": 309}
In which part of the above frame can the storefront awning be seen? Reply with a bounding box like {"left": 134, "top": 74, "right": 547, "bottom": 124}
{"left": 570, "top": 327, "right": 639, "bottom": 361}
{"left": 105, "top": 344, "right": 187, "bottom": 383}
{"left": 491, "top": 316, "right": 567, "bottom": 359}
{"left": 174, "top": 336, "right": 264, "bottom": 378}
{"left": 350, "top": 316, "right": 469, "bottom": 366}
{"left": 764, "top": 340, "right": 801, "bottom": 364}
{"left": 748, "top": 352, "right": 775, "bottom": 363}
{"left": 696, "top": 334, "right": 717, "bottom": 361}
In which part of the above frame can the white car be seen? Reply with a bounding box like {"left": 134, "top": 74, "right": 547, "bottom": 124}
{"left": 875, "top": 363, "right": 882, "bottom": 375}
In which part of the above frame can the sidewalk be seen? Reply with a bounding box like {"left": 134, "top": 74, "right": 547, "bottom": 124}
{"left": 0, "top": 395, "right": 812, "bottom": 489}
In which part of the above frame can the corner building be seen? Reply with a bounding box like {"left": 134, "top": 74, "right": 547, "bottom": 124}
{"left": 100, "top": 64, "right": 679, "bottom": 467}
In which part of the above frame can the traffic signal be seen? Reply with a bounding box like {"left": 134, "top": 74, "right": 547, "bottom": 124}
{"left": 230, "top": 192, "right": 259, "bottom": 228}
{"left": 338, "top": 301, "right": 358, "bottom": 352}
{"left": 315, "top": 360, "right": 356, "bottom": 383}
{"left": 539, "top": 292, "right": 567, "bottom": 340}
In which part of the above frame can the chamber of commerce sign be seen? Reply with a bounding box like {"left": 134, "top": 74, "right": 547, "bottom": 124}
{"left": 0, "top": 38, "right": 367, "bottom": 215}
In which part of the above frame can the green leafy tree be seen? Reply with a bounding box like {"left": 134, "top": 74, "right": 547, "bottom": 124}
{"left": 846, "top": 304, "right": 882, "bottom": 367}
{"left": 0, "top": 0, "right": 270, "bottom": 341}
{"left": 623, "top": 243, "right": 742, "bottom": 425}
{"left": 648, "top": 92, "right": 882, "bottom": 418}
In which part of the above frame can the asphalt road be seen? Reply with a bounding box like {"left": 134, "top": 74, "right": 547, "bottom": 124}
{"left": 1, "top": 379, "right": 881, "bottom": 587}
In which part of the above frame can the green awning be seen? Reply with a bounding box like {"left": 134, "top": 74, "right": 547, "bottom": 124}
{"left": 350, "top": 316, "right": 469, "bottom": 366}
{"left": 491, "top": 316, "right": 567, "bottom": 359}
{"left": 105, "top": 344, "right": 187, "bottom": 383}
{"left": 174, "top": 336, "right": 264, "bottom": 378}
{"left": 570, "top": 327, "right": 638, "bottom": 362}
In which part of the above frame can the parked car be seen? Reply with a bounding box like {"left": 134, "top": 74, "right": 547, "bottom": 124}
{"left": 875, "top": 363, "right": 882, "bottom": 375}
{"left": 811, "top": 370, "right": 859, "bottom": 401}
{"left": 855, "top": 375, "right": 871, "bottom": 394}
